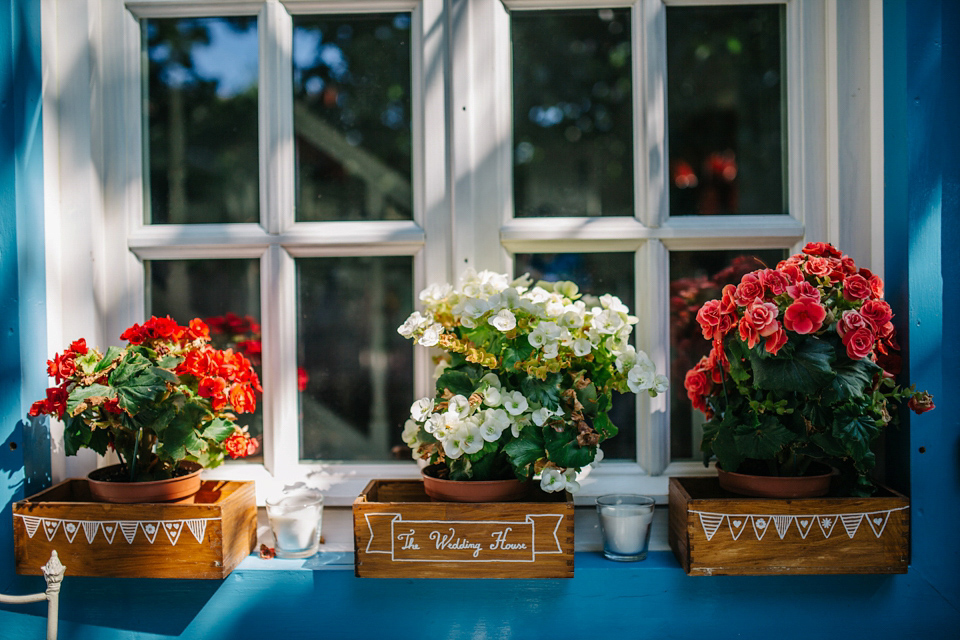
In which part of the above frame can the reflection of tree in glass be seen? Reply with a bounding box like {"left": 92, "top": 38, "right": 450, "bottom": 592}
{"left": 293, "top": 14, "right": 412, "bottom": 222}
{"left": 512, "top": 9, "right": 634, "bottom": 218}
{"left": 666, "top": 5, "right": 785, "bottom": 216}
{"left": 145, "top": 17, "right": 260, "bottom": 225}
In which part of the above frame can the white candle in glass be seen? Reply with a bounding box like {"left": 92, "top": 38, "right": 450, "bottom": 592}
{"left": 266, "top": 490, "right": 323, "bottom": 557}
{"left": 599, "top": 507, "right": 654, "bottom": 555}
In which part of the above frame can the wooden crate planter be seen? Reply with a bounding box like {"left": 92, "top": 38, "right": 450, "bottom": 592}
{"left": 353, "top": 479, "right": 574, "bottom": 579}
{"left": 14, "top": 479, "right": 256, "bottom": 580}
{"left": 669, "top": 477, "right": 909, "bottom": 576}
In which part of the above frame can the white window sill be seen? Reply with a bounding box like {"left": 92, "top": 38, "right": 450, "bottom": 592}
{"left": 237, "top": 505, "right": 672, "bottom": 572}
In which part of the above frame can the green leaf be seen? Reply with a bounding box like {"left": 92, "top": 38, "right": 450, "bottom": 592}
{"left": 832, "top": 356, "right": 882, "bottom": 403}
{"left": 732, "top": 416, "right": 796, "bottom": 460}
{"left": 156, "top": 354, "right": 183, "bottom": 370}
{"left": 521, "top": 373, "right": 561, "bottom": 409}
{"left": 502, "top": 342, "right": 535, "bottom": 372}
{"left": 504, "top": 427, "right": 545, "bottom": 477}
{"left": 435, "top": 368, "right": 478, "bottom": 397}
{"left": 94, "top": 346, "right": 125, "bottom": 373}
{"left": 201, "top": 417, "right": 238, "bottom": 443}
{"left": 750, "top": 337, "right": 836, "bottom": 395}
{"left": 832, "top": 415, "right": 879, "bottom": 461}
{"left": 725, "top": 341, "right": 751, "bottom": 385}
{"left": 109, "top": 352, "right": 171, "bottom": 414}
{"left": 63, "top": 416, "right": 92, "bottom": 456}
{"left": 66, "top": 384, "right": 115, "bottom": 416}
{"left": 544, "top": 427, "right": 593, "bottom": 469}
{"left": 86, "top": 427, "right": 112, "bottom": 456}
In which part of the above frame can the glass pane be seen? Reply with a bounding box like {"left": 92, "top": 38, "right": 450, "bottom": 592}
{"left": 293, "top": 14, "right": 412, "bottom": 221}
{"left": 667, "top": 5, "right": 786, "bottom": 216}
{"left": 143, "top": 17, "right": 260, "bottom": 224}
{"left": 512, "top": 9, "right": 633, "bottom": 218}
{"left": 146, "top": 259, "right": 263, "bottom": 461}
{"left": 669, "top": 249, "right": 786, "bottom": 460}
{"left": 513, "top": 252, "right": 636, "bottom": 460}
{"left": 298, "top": 257, "right": 414, "bottom": 460}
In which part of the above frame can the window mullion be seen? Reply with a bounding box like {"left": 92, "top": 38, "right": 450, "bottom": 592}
{"left": 637, "top": 0, "right": 667, "bottom": 228}
{"left": 261, "top": 245, "right": 300, "bottom": 477}
{"left": 636, "top": 239, "right": 670, "bottom": 475}
{"left": 260, "top": 1, "right": 295, "bottom": 235}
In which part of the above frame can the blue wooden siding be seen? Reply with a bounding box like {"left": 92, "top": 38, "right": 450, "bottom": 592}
{"left": 1, "top": 1, "right": 958, "bottom": 637}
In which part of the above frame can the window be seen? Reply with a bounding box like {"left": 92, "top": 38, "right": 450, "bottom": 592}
{"left": 42, "top": 0, "right": 884, "bottom": 502}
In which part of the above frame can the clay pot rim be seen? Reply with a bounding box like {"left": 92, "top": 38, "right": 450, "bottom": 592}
{"left": 87, "top": 460, "right": 203, "bottom": 484}
{"left": 715, "top": 461, "right": 837, "bottom": 480}
{"left": 421, "top": 464, "right": 532, "bottom": 502}
{"left": 87, "top": 461, "right": 203, "bottom": 503}
{"left": 715, "top": 461, "right": 837, "bottom": 498}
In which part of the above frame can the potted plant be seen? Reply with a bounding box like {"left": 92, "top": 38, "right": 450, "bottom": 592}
{"left": 29, "top": 316, "right": 261, "bottom": 502}
{"left": 685, "top": 242, "right": 934, "bottom": 497}
{"left": 397, "top": 269, "right": 667, "bottom": 500}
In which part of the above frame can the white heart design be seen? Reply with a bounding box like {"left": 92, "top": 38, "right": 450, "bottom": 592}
{"left": 800, "top": 520, "right": 809, "bottom": 527}
{"left": 104, "top": 525, "right": 114, "bottom": 533}
{"left": 165, "top": 523, "right": 177, "bottom": 531}
{"left": 733, "top": 520, "right": 742, "bottom": 528}
{"left": 756, "top": 519, "right": 767, "bottom": 528}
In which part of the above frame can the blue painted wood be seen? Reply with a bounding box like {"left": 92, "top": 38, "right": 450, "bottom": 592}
{"left": 2, "top": 0, "right": 960, "bottom": 638}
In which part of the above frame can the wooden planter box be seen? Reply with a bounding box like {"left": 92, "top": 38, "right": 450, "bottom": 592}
{"left": 669, "top": 477, "right": 909, "bottom": 576}
{"left": 14, "top": 479, "right": 256, "bottom": 580}
{"left": 353, "top": 479, "right": 574, "bottom": 579}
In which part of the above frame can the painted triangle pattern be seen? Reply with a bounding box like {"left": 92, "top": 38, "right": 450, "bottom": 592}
{"left": 866, "top": 512, "right": 891, "bottom": 538}
{"left": 688, "top": 507, "right": 908, "bottom": 543}
{"left": 13, "top": 515, "right": 220, "bottom": 545}
{"left": 186, "top": 519, "right": 209, "bottom": 544}
{"left": 697, "top": 513, "right": 724, "bottom": 541}
{"left": 62, "top": 521, "right": 81, "bottom": 543}
{"left": 82, "top": 521, "right": 100, "bottom": 544}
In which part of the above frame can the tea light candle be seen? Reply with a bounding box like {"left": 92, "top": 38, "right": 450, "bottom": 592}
{"left": 596, "top": 494, "right": 656, "bottom": 561}
{"left": 266, "top": 489, "right": 323, "bottom": 558}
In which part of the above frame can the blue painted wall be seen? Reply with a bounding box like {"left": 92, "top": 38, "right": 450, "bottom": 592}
{"left": 1, "top": 1, "right": 958, "bottom": 638}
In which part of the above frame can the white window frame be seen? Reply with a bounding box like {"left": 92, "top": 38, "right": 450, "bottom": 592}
{"left": 40, "top": 0, "right": 884, "bottom": 504}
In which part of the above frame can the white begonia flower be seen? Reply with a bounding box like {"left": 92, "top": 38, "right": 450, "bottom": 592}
{"left": 526, "top": 287, "right": 551, "bottom": 304}
{"left": 501, "top": 391, "right": 529, "bottom": 416}
{"left": 511, "top": 415, "right": 531, "bottom": 438}
{"left": 418, "top": 323, "right": 443, "bottom": 347}
{"left": 594, "top": 447, "right": 604, "bottom": 464}
{"left": 528, "top": 326, "right": 548, "bottom": 349}
{"left": 615, "top": 344, "right": 637, "bottom": 373}
{"left": 628, "top": 361, "right": 657, "bottom": 393}
{"left": 542, "top": 341, "right": 560, "bottom": 360}
{"left": 423, "top": 413, "right": 445, "bottom": 435}
{"left": 482, "top": 386, "right": 502, "bottom": 407}
{"left": 478, "top": 408, "right": 510, "bottom": 442}
{"left": 592, "top": 309, "right": 625, "bottom": 335}
{"left": 410, "top": 397, "right": 435, "bottom": 422}
{"left": 480, "top": 372, "right": 502, "bottom": 389}
{"left": 460, "top": 422, "right": 484, "bottom": 455}
{"left": 397, "top": 311, "right": 427, "bottom": 338}
{"left": 572, "top": 338, "right": 593, "bottom": 357}
{"left": 559, "top": 307, "right": 586, "bottom": 330}
{"left": 419, "top": 282, "right": 453, "bottom": 306}
{"left": 654, "top": 373, "right": 669, "bottom": 394}
{"left": 447, "top": 394, "right": 471, "bottom": 419}
{"left": 479, "top": 419, "right": 506, "bottom": 443}
{"left": 401, "top": 419, "right": 420, "bottom": 446}
{"left": 443, "top": 434, "right": 465, "bottom": 459}
{"left": 562, "top": 468, "right": 581, "bottom": 493}
{"left": 600, "top": 294, "right": 628, "bottom": 313}
{"left": 540, "top": 467, "right": 565, "bottom": 493}
{"left": 433, "top": 359, "right": 450, "bottom": 379}
{"left": 489, "top": 309, "right": 517, "bottom": 332}
{"left": 544, "top": 297, "right": 566, "bottom": 318}
{"left": 532, "top": 406, "right": 558, "bottom": 427}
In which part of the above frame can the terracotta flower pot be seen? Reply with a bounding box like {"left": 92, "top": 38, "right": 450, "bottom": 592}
{"left": 716, "top": 463, "right": 836, "bottom": 498}
{"left": 87, "top": 462, "right": 203, "bottom": 503}
{"left": 421, "top": 465, "right": 532, "bottom": 502}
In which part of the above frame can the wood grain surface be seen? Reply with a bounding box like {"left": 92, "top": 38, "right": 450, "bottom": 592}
{"left": 14, "top": 479, "right": 257, "bottom": 580}
{"left": 354, "top": 479, "right": 574, "bottom": 579}
{"left": 668, "top": 477, "right": 909, "bottom": 576}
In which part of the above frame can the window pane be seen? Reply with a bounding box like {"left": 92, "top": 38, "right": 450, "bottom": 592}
{"left": 514, "top": 252, "right": 636, "bottom": 460}
{"left": 298, "top": 257, "right": 414, "bottom": 460}
{"left": 669, "top": 249, "right": 786, "bottom": 461}
{"left": 146, "top": 259, "right": 263, "bottom": 461}
{"left": 143, "top": 17, "right": 260, "bottom": 224}
{"left": 293, "top": 14, "right": 412, "bottom": 221}
{"left": 512, "top": 9, "right": 633, "bottom": 218}
{"left": 667, "top": 5, "right": 786, "bottom": 216}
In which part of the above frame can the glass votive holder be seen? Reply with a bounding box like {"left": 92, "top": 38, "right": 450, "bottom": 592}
{"left": 596, "top": 494, "right": 656, "bottom": 562}
{"left": 266, "top": 488, "right": 324, "bottom": 559}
